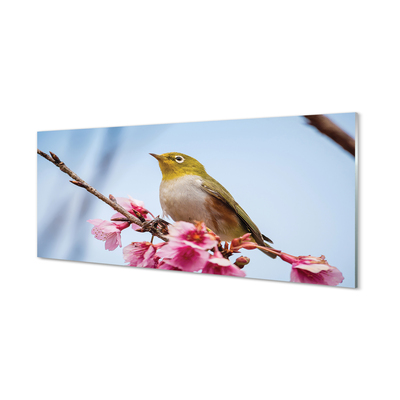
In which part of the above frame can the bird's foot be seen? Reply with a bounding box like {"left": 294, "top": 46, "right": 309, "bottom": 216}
{"left": 137, "top": 216, "right": 170, "bottom": 235}
{"left": 218, "top": 241, "right": 234, "bottom": 259}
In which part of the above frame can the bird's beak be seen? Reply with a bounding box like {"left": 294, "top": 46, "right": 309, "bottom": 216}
{"left": 150, "top": 153, "right": 164, "bottom": 161}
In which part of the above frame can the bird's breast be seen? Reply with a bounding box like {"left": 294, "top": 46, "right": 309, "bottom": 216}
{"left": 160, "top": 175, "right": 208, "bottom": 222}
{"left": 159, "top": 175, "right": 245, "bottom": 241}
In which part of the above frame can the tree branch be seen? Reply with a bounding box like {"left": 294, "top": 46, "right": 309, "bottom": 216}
{"left": 37, "top": 149, "right": 169, "bottom": 242}
{"left": 304, "top": 114, "right": 355, "bottom": 157}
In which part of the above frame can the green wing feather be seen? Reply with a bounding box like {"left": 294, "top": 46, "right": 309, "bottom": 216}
{"left": 200, "top": 176, "right": 276, "bottom": 259}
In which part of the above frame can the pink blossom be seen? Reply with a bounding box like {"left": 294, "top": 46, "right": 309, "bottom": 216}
{"left": 112, "top": 196, "right": 153, "bottom": 230}
{"left": 167, "top": 221, "right": 218, "bottom": 250}
{"left": 202, "top": 248, "right": 246, "bottom": 277}
{"left": 157, "top": 241, "right": 210, "bottom": 272}
{"left": 88, "top": 219, "right": 129, "bottom": 251}
{"left": 154, "top": 221, "right": 218, "bottom": 271}
{"left": 280, "top": 253, "right": 344, "bottom": 286}
{"left": 123, "top": 241, "right": 163, "bottom": 268}
{"left": 157, "top": 259, "right": 181, "bottom": 271}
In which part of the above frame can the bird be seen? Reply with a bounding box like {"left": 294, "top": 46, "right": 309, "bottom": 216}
{"left": 150, "top": 152, "right": 276, "bottom": 258}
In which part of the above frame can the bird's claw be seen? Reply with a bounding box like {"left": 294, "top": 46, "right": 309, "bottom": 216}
{"left": 137, "top": 216, "right": 170, "bottom": 235}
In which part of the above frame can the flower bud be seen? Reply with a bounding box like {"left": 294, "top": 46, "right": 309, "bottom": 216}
{"left": 241, "top": 233, "right": 252, "bottom": 242}
{"left": 231, "top": 233, "right": 254, "bottom": 250}
{"left": 231, "top": 237, "right": 241, "bottom": 248}
{"left": 234, "top": 256, "right": 250, "bottom": 268}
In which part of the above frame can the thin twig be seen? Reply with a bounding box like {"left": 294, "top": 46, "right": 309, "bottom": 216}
{"left": 304, "top": 114, "right": 355, "bottom": 157}
{"left": 37, "top": 149, "right": 169, "bottom": 242}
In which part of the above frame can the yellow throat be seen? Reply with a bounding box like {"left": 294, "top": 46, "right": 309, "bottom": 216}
{"left": 150, "top": 152, "right": 206, "bottom": 181}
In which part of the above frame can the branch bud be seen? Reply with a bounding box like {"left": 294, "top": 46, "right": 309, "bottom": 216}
{"left": 49, "top": 152, "right": 61, "bottom": 163}
{"left": 70, "top": 180, "right": 86, "bottom": 188}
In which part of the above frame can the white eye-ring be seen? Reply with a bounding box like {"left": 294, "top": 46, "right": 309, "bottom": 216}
{"left": 175, "top": 155, "right": 185, "bottom": 163}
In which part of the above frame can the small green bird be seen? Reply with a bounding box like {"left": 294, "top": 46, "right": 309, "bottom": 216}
{"left": 150, "top": 152, "right": 276, "bottom": 258}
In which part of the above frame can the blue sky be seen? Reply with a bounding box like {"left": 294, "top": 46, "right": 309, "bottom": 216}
{"left": 37, "top": 113, "right": 356, "bottom": 287}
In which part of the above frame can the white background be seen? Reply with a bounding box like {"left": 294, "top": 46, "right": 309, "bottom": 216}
{"left": 1, "top": 1, "right": 399, "bottom": 399}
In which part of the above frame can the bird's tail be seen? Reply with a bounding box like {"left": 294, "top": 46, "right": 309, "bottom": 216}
{"left": 258, "top": 234, "right": 277, "bottom": 259}
{"left": 258, "top": 242, "right": 278, "bottom": 258}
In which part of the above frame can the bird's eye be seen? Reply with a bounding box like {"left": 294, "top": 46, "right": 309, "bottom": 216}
{"left": 175, "top": 156, "right": 185, "bottom": 163}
